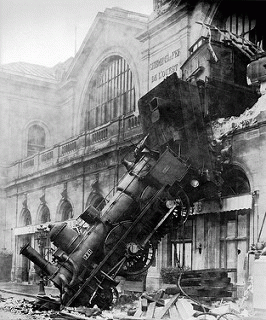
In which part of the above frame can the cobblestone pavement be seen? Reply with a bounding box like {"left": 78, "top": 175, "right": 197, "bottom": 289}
{"left": 1, "top": 282, "right": 266, "bottom": 320}
{"left": 0, "top": 308, "right": 38, "bottom": 320}
{"left": 0, "top": 282, "right": 57, "bottom": 318}
{"left": 0, "top": 281, "right": 59, "bottom": 298}
{"left": 0, "top": 291, "right": 48, "bottom": 320}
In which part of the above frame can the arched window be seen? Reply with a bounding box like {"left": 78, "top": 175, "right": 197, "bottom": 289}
{"left": 225, "top": 14, "right": 255, "bottom": 42}
{"left": 221, "top": 166, "right": 250, "bottom": 197}
{"left": 21, "top": 208, "right": 32, "bottom": 226}
{"left": 27, "top": 124, "right": 46, "bottom": 156}
{"left": 86, "top": 55, "right": 135, "bottom": 130}
{"left": 58, "top": 200, "right": 73, "bottom": 221}
{"left": 39, "top": 205, "right": 50, "bottom": 224}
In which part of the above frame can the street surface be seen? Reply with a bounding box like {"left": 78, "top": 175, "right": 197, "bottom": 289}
{"left": 0, "top": 309, "right": 36, "bottom": 320}
{"left": 0, "top": 291, "right": 56, "bottom": 320}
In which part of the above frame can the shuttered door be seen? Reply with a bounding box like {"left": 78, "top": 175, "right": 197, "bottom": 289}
{"left": 220, "top": 210, "right": 250, "bottom": 285}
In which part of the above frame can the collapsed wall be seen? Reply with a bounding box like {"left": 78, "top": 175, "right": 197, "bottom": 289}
{"left": 211, "top": 92, "right": 266, "bottom": 140}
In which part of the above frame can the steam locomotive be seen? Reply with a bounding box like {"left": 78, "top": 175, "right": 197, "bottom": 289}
{"left": 20, "top": 73, "right": 222, "bottom": 309}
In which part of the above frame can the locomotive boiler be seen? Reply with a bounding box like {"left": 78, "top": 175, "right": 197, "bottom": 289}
{"left": 20, "top": 73, "right": 223, "bottom": 309}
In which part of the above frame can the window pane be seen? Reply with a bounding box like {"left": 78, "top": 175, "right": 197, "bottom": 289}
{"left": 61, "top": 201, "right": 73, "bottom": 221}
{"left": 225, "top": 11, "right": 262, "bottom": 48}
{"left": 173, "top": 242, "right": 192, "bottom": 269}
{"left": 27, "top": 125, "right": 45, "bottom": 156}
{"left": 21, "top": 209, "right": 32, "bottom": 226}
{"left": 40, "top": 205, "right": 50, "bottom": 223}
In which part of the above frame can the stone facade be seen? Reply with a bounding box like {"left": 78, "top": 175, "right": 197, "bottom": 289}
{"left": 0, "top": 0, "right": 265, "bottom": 296}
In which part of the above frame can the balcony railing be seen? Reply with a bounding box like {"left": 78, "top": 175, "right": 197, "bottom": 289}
{"left": 8, "top": 114, "right": 141, "bottom": 181}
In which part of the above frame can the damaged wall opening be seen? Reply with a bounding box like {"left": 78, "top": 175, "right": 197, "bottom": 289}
{"left": 213, "top": 0, "right": 266, "bottom": 51}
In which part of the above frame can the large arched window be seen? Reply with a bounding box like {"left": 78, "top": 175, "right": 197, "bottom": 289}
{"left": 86, "top": 55, "right": 135, "bottom": 130}
{"left": 27, "top": 124, "right": 46, "bottom": 156}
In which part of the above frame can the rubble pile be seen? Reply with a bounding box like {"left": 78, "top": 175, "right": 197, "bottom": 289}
{"left": 114, "top": 292, "right": 247, "bottom": 320}
{"left": 0, "top": 295, "right": 55, "bottom": 319}
{"left": 0, "top": 290, "right": 254, "bottom": 320}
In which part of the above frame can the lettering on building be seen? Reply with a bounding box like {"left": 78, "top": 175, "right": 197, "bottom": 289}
{"left": 88, "top": 157, "right": 109, "bottom": 172}
{"left": 150, "top": 49, "right": 180, "bottom": 84}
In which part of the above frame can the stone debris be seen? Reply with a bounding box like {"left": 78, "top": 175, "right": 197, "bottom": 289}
{"left": 0, "top": 290, "right": 256, "bottom": 320}
{"left": 0, "top": 295, "right": 55, "bottom": 319}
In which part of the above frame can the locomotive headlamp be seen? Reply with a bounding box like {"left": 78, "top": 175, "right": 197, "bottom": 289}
{"left": 190, "top": 178, "right": 199, "bottom": 188}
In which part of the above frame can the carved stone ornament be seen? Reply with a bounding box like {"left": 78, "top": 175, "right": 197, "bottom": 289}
{"left": 91, "top": 174, "right": 99, "bottom": 191}
{"left": 40, "top": 194, "right": 46, "bottom": 204}
{"left": 22, "top": 194, "right": 27, "bottom": 208}
{"left": 61, "top": 183, "right": 68, "bottom": 200}
{"left": 154, "top": 0, "right": 179, "bottom": 16}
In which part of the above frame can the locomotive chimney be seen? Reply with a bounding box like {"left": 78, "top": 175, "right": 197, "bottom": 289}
{"left": 20, "top": 243, "right": 57, "bottom": 277}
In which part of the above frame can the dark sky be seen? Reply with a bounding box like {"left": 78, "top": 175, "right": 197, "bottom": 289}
{"left": 0, "top": 0, "right": 153, "bottom": 67}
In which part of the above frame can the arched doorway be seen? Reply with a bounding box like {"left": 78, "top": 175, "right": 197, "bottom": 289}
{"left": 19, "top": 208, "right": 32, "bottom": 282}
{"left": 36, "top": 204, "right": 51, "bottom": 266}
{"left": 221, "top": 166, "right": 250, "bottom": 196}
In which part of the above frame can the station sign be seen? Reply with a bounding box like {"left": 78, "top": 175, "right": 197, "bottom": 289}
{"left": 149, "top": 47, "right": 181, "bottom": 88}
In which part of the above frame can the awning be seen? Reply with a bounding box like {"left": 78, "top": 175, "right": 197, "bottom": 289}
{"left": 194, "top": 194, "right": 252, "bottom": 214}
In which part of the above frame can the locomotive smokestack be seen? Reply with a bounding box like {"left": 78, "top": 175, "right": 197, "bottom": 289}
{"left": 20, "top": 243, "right": 57, "bottom": 276}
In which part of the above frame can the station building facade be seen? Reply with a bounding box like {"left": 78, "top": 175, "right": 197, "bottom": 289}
{"left": 0, "top": 0, "right": 266, "bottom": 294}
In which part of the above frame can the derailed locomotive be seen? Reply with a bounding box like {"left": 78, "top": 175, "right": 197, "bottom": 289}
{"left": 20, "top": 73, "right": 223, "bottom": 309}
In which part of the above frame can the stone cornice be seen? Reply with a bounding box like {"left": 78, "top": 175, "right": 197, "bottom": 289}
{"left": 65, "top": 8, "right": 148, "bottom": 79}
{"left": 137, "top": 3, "right": 188, "bottom": 42}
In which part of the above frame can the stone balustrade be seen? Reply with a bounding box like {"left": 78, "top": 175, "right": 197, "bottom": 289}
{"left": 8, "top": 114, "right": 141, "bottom": 181}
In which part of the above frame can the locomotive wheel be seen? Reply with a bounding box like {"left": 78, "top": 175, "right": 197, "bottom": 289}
{"left": 104, "top": 221, "right": 155, "bottom": 275}
{"left": 92, "top": 286, "right": 118, "bottom": 310}
{"left": 123, "top": 239, "right": 155, "bottom": 275}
